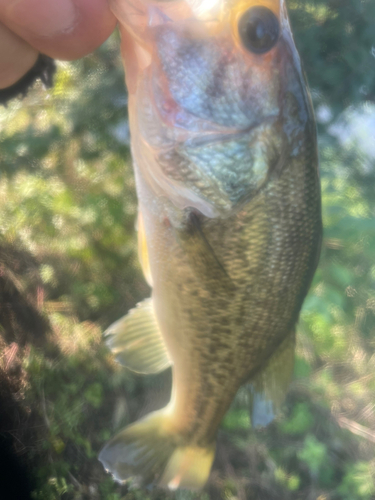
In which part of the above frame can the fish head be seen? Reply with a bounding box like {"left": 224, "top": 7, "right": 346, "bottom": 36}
{"left": 112, "top": 0, "right": 316, "bottom": 217}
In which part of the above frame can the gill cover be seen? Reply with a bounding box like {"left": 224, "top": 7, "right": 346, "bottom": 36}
{"left": 112, "top": 0, "right": 306, "bottom": 218}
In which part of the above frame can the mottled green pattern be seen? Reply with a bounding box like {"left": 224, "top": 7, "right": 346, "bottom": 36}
{"left": 138, "top": 124, "right": 321, "bottom": 444}
{"left": 129, "top": 2, "right": 323, "bottom": 453}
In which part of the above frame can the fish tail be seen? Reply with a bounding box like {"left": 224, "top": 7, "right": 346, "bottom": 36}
{"left": 99, "top": 407, "right": 215, "bottom": 491}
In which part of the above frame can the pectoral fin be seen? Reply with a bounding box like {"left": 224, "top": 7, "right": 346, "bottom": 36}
{"left": 176, "top": 211, "right": 236, "bottom": 294}
{"left": 247, "top": 332, "right": 295, "bottom": 427}
{"left": 105, "top": 298, "right": 172, "bottom": 374}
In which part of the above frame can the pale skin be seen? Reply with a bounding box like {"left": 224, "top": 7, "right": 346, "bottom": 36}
{"left": 0, "top": 0, "right": 117, "bottom": 89}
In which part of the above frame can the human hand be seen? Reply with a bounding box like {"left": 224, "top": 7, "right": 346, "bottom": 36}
{"left": 0, "top": 0, "right": 117, "bottom": 89}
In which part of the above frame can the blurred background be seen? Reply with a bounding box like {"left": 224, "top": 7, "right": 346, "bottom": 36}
{"left": 0, "top": 0, "right": 375, "bottom": 498}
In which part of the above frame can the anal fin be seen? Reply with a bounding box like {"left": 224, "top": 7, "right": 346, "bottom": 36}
{"left": 105, "top": 298, "right": 172, "bottom": 374}
{"left": 247, "top": 332, "right": 296, "bottom": 428}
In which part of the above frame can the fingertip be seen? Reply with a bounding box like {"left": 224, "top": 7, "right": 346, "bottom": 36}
{"left": 0, "top": 0, "right": 117, "bottom": 60}
{"left": 0, "top": 22, "right": 38, "bottom": 89}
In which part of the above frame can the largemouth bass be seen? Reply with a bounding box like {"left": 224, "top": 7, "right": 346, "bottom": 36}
{"left": 99, "top": 0, "right": 322, "bottom": 490}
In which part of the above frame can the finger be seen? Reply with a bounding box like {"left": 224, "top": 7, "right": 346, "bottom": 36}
{"left": 0, "top": 0, "right": 117, "bottom": 61}
{"left": 0, "top": 22, "right": 38, "bottom": 89}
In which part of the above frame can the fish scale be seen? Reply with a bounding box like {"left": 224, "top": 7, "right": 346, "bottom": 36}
{"left": 136, "top": 143, "right": 320, "bottom": 444}
{"left": 100, "top": 0, "right": 322, "bottom": 490}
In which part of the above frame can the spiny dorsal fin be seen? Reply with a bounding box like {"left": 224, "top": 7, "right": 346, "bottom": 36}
{"left": 105, "top": 298, "right": 172, "bottom": 374}
{"left": 247, "top": 332, "right": 296, "bottom": 427}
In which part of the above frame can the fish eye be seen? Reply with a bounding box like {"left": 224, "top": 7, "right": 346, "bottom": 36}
{"left": 238, "top": 6, "right": 279, "bottom": 54}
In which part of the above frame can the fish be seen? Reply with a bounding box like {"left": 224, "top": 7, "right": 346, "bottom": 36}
{"left": 99, "top": 0, "right": 322, "bottom": 491}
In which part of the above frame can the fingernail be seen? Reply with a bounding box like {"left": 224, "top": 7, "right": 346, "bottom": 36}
{"left": 6, "top": 0, "right": 77, "bottom": 37}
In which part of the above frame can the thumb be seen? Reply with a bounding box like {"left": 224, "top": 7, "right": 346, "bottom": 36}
{"left": 0, "top": 0, "right": 117, "bottom": 61}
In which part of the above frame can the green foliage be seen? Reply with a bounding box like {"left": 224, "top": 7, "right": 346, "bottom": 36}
{"left": 279, "top": 403, "right": 314, "bottom": 435}
{"left": 1, "top": 1, "right": 375, "bottom": 499}
{"left": 84, "top": 382, "right": 104, "bottom": 409}
{"left": 274, "top": 468, "right": 301, "bottom": 491}
{"left": 289, "top": 0, "right": 375, "bottom": 116}
{"left": 297, "top": 435, "right": 328, "bottom": 475}
{"left": 222, "top": 409, "right": 251, "bottom": 431}
{"left": 338, "top": 461, "right": 375, "bottom": 500}
{"left": 0, "top": 36, "right": 145, "bottom": 328}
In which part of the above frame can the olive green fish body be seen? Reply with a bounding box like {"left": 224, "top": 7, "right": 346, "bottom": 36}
{"left": 137, "top": 126, "right": 320, "bottom": 445}
{"left": 100, "top": 0, "right": 322, "bottom": 490}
